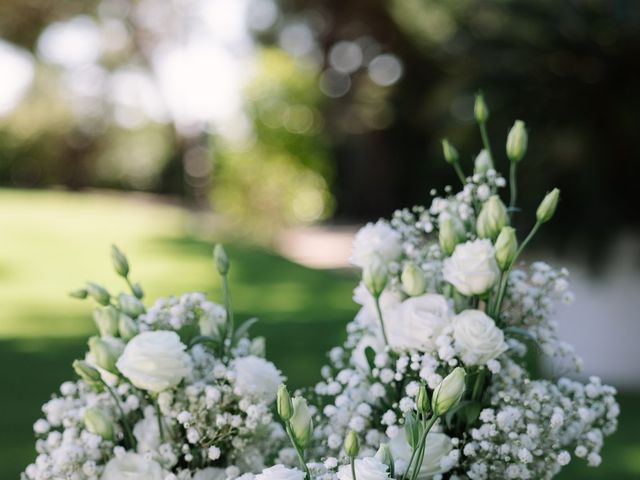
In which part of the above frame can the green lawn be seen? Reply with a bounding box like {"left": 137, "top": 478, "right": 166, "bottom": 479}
{"left": 0, "top": 189, "right": 637, "bottom": 479}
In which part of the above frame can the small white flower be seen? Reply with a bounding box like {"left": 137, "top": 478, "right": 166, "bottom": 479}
{"left": 233, "top": 356, "right": 283, "bottom": 402}
{"left": 256, "top": 465, "right": 305, "bottom": 480}
{"left": 351, "top": 220, "right": 403, "bottom": 268}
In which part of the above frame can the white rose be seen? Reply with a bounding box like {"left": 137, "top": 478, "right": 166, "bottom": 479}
{"left": 452, "top": 309, "right": 508, "bottom": 365}
{"left": 389, "top": 432, "right": 453, "bottom": 479}
{"left": 392, "top": 294, "right": 452, "bottom": 352}
{"left": 442, "top": 239, "right": 499, "bottom": 296}
{"left": 194, "top": 468, "right": 227, "bottom": 480}
{"left": 101, "top": 452, "right": 164, "bottom": 480}
{"left": 256, "top": 465, "right": 305, "bottom": 480}
{"left": 233, "top": 356, "right": 283, "bottom": 402}
{"left": 350, "top": 220, "right": 403, "bottom": 268}
{"left": 116, "top": 331, "right": 192, "bottom": 393}
{"left": 337, "top": 457, "right": 390, "bottom": 480}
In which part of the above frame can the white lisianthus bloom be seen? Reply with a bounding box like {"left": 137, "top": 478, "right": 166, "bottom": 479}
{"left": 116, "top": 331, "right": 192, "bottom": 393}
{"left": 337, "top": 457, "right": 391, "bottom": 480}
{"left": 350, "top": 220, "right": 403, "bottom": 268}
{"left": 442, "top": 239, "right": 499, "bottom": 296}
{"left": 392, "top": 294, "right": 452, "bottom": 352}
{"left": 193, "top": 467, "right": 227, "bottom": 480}
{"left": 101, "top": 452, "right": 164, "bottom": 480}
{"left": 233, "top": 356, "right": 284, "bottom": 402}
{"left": 255, "top": 465, "right": 305, "bottom": 480}
{"left": 452, "top": 310, "right": 508, "bottom": 366}
{"left": 389, "top": 431, "right": 453, "bottom": 479}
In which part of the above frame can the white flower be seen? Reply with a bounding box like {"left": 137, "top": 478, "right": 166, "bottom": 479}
{"left": 351, "top": 334, "right": 386, "bottom": 371}
{"left": 101, "top": 452, "right": 164, "bottom": 480}
{"left": 351, "top": 220, "right": 403, "bottom": 268}
{"left": 390, "top": 294, "right": 452, "bottom": 352}
{"left": 116, "top": 331, "right": 192, "bottom": 393}
{"left": 337, "top": 457, "right": 390, "bottom": 480}
{"left": 452, "top": 310, "right": 508, "bottom": 366}
{"left": 133, "top": 407, "right": 161, "bottom": 454}
{"left": 442, "top": 239, "right": 499, "bottom": 296}
{"left": 389, "top": 432, "right": 453, "bottom": 479}
{"left": 194, "top": 467, "right": 227, "bottom": 480}
{"left": 256, "top": 465, "right": 305, "bottom": 480}
{"left": 233, "top": 356, "right": 283, "bottom": 402}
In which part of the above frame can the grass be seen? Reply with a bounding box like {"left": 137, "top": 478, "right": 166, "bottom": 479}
{"left": 0, "top": 188, "right": 638, "bottom": 478}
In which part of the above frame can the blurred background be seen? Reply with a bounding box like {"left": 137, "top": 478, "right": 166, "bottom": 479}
{"left": 1, "top": 0, "right": 639, "bottom": 477}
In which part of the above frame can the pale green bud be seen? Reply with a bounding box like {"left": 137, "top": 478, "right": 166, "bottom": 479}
{"left": 363, "top": 256, "right": 388, "bottom": 297}
{"left": 118, "top": 293, "right": 145, "bottom": 318}
{"left": 404, "top": 411, "right": 421, "bottom": 450}
{"left": 432, "top": 367, "right": 466, "bottom": 416}
{"left": 401, "top": 262, "right": 426, "bottom": 297}
{"left": 474, "top": 93, "right": 489, "bottom": 123}
{"left": 250, "top": 336, "right": 266, "bottom": 356}
{"left": 506, "top": 120, "right": 527, "bottom": 163}
{"left": 476, "top": 195, "right": 509, "bottom": 240}
{"left": 344, "top": 430, "right": 360, "bottom": 458}
{"left": 93, "top": 306, "right": 119, "bottom": 337}
{"left": 88, "top": 336, "right": 123, "bottom": 374}
{"left": 536, "top": 188, "right": 560, "bottom": 223}
{"left": 439, "top": 215, "right": 465, "bottom": 256}
{"left": 199, "top": 310, "right": 224, "bottom": 338}
{"left": 73, "top": 359, "right": 101, "bottom": 384}
{"left": 375, "top": 443, "right": 394, "bottom": 477}
{"left": 87, "top": 282, "right": 111, "bottom": 306}
{"left": 290, "top": 396, "right": 313, "bottom": 448}
{"left": 213, "top": 244, "right": 230, "bottom": 275}
{"left": 84, "top": 407, "right": 114, "bottom": 440}
{"left": 118, "top": 313, "right": 138, "bottom": 341}
{"left": 277, "top": 384, "right": 293, "bottom": 422}
{"left": 111, "top": 245, "right": 129, "bottom": 277}
{"left": 69, "top": 288, "right": 88, "bottom": 299}
{"left": 441, "top": 139, "right": 459, "bottom": 165}
{"left": 495, "top": 227, "right": 518, "bottom": 271}
{"left": 131, "top": 282, "right": 144, "bottom": 299}
{"left": 474, "top": 150, "right": 491, "bottom": 175}
{"left": 416, "top": 384, "right": 430, "bottom": 415}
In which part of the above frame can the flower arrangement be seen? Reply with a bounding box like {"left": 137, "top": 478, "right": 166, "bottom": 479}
{"left": 23, "top": 95, "right": 619, "bottom": 480}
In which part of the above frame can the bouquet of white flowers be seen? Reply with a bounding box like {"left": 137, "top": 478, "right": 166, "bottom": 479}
{"left": 22, "top": 246, "right": 288, "bottom": 480}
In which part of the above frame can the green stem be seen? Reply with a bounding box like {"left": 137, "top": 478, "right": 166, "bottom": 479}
{"left": 285, "top": 423, "right": 311, "bottom": 480}
{"left": 479, "top": 122, "right": 494, "bottom": 169}
{"left": 407, "top": 415, "right": 439, "bottom": 480}
{"left": 374, "top": 295, "right": 389, "bottom": 347}
{"left": 472, "top": 367, "right": 486, "bottom": 402}
{"left": 154, "top": 396, "right": 165, "bottom": 443}
{"left": 221, "top": 274, "right": 234, "bottom": 349}
{"left": 103, "top": 381, "right": 136, "bottom": 448}
{"left": 453, "top": 161, "right": 466, "bottom": 185}
{"left": 351, "top": 457, "right": 357, "bottom": 480}
{"left": 509, "top": 162, "right": 518, "bottom": 212}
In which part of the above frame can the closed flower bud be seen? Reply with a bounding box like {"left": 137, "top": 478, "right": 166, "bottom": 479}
{"left": 439, "top": 215, "right": 465, "bottom": 257}
{"left": 118, "top": 293, "right": 145, "bottom": 318}
{"left": 73, "top": 360, "right": 101, "bottom": 384}
{"left": 476, "top": 196, "right": 508, "bottom": 241}
{"left": 93, "top": 306, "right": 120, "bottom": 337}
{"left": 344, "top": 430, "right": 360, "bottom": 457}
{"left": 363, "top": 256, "right": 388, "bottom": 298}
{"left": 290, "top": 396, "right": 313, "bottom": 448}
{"left": 401, "top": 262, "right": 426, "bottom": 297}
{"left": 536, "top": 188, "right": 560, "bottom": 223}
{"left": 131, "top": 282, "right": 144, "bottom": 299}
{"left": 375, "top": 443, "right": 394, "bottom": 477}
{"left": 441, "top": 139, "right": 459, "bottom": 165}
{"left": 432, "top": 367, "right": 466, "bottom": 416}
{"left": 474, "top": 150, "right": 491, "bottom": 176}
{"left": 495, "top": 227, "right": 518, "bottom": 271}
{"left": 213, "top": 244, "right": 230, "bottom": 275}
{"left": 277, "top": 384, "right": 293, "bottom": 422}
{"left": 250, "top": 336, "right": 266, "bottom": 356}
{"left": 84, "top": 407, "right": 114, "bottom": 440}
{"left": 69, "top": 288, "right": 88, "bottom": 299}
{"left": 118, "top": 313, "right": 139, "bottom": 341}
{"left": 474, "top": 93, "right": 489, "bottom": 123}
{"left": 87, "top": 282, "right": 111, "bottom": 306}
{"left": 111, "top": 245, "right": 129, "bottom": 277}
{"left": 416, "top": 384, "right": 430, "bottom": 415}
{"left": 88, "top": 336, "right": 123, "bottom": 374}
{"left": 404, "top": 411, "right": 421, "bottom": 450}
{"left": 506, "top": 120, "right": 527, "bottom": 163}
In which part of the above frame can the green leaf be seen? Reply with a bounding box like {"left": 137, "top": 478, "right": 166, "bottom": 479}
{"left": 234, "top": 317, "right": 259, "bottom": 341}
{"left": 364, "top": 346, "right": 376, "bottom": 371}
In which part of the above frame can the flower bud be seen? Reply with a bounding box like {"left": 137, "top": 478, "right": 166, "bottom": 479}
{"left": 93, "top": 306, "right": 120, "bottom": 337}
{"left": 73, "top": 359, "right": 101, "bottom": 384}
{"left": 213, "top": 244, "right": 230, "bottom": 275}
{"left": 88, "top": 336, "right": 122, "bottom": 373}
{"left": 290, "top": 396, "right": 313, "bottom": 448}
{"left": 441, "top": 139, "right": 459, "bottom": 165}
{"left": 495, "top": 227, "right": 518, "bottom": 271}
{"left": 375, "top": 443, "right": 394, "bottom": 477}
{"left": 439, "top": 215, "right": 465, "bottom": 257}
{"left": 111, "top": 245, "right": 129, "bottom": 277}
{"left": 87, "top": 282, "right": 111, "bottom": 306}
{"left": 401, "top": 262, "right": 426, "bottom": 297}
{"left": 84, "top": 407, "right": 114, "bottom": 440}
{"left": 363, "top": 256, "right": 388, "bottom": 298}
{"left": 474, "top": 93, "right": 489, "bottom": 123}
{"left": 69, "top": 288, "right": 88, "bottom": 299}
{"left": 536, "top": 188, "right": 560, "bottom": 223}
{"left": 118, "top": 313, "right": 139, "bottom": 341}
{"left": 474, "top": 150, "right": 491, "bottom": 176}
{"left": 250, "top": 336, "right": 266, "bottom": 356}
{"left": 131, "top": 282, "right": 144, "bottom": 299}
{"left": 416, "top": 384, "right": 430, "bottom": 415}
{"left": 506, "top": 120, "right": 527, "bottom": 163}
{"left": 476, "top": 195, "right": 508, "bottom": 241}
{"left": 344, "top": 430, "right": 360, "bottom": 458}
{"left": 404, "top": 411, "right": 421, "bottom": 450}
{"left": 277, "top": 384, "right": 293, "bottom": 422}
{"left": 432, "top": 367, "right": 466, "bottom": 416}
{"left": 118, "top": 293, "right": 145, "bottom": 318}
